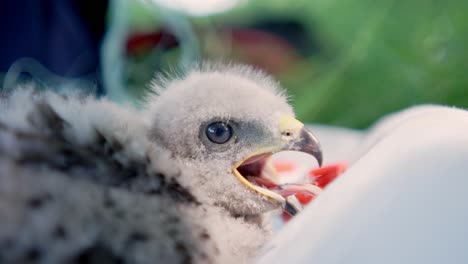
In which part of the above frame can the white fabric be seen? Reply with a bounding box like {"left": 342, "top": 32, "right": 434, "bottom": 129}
{"left": 258, "top": 105, "right": 468, "bottom": 264}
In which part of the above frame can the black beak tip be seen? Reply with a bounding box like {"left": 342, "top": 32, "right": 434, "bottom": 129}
{"left": 316, "top": 151, "right": 323, "bottom": 167}
{"left": 300, "top": 128, "right": 323, "bottom": 167}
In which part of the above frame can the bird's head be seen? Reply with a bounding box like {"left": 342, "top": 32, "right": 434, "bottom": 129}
{"left": 147, "top": 64, "right": 322, "bottom": 216}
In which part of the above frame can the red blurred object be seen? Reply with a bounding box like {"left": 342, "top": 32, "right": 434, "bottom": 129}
{"left": 223, "top": 28, "right": 301, "bottom": 74}
{"left": 282, "top": 162, "right": 347, "bottom": 222}
{"left": 310, "top": 162, "right": 348, "bottom": 188}
{"left": 294, "top": 191, "right": 316, "bottom": 204}
{"left": 126, "top": 31, "right": 179, "bottom": 56}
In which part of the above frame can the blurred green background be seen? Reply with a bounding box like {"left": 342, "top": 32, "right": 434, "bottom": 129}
{"left": 1, "top": 0, "right": 467, "bottom": 129}
{"left": 122, "top": 0, "right": 468, "bottom": 128}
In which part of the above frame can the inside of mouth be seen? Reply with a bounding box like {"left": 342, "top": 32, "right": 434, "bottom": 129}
{"left": 236, "top": 151, "right": 321, "bottom": 205}
{"left": 236, "top": 153, "right": 272, "bottom": 184}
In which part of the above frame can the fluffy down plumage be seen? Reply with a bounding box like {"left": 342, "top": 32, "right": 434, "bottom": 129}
{"left": 0, "top": 64, "right": 298, "bottom": 263}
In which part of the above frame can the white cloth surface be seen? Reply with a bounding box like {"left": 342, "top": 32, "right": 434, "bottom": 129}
{"left": 258, "top": 105, "right": 468, "bottom": 264}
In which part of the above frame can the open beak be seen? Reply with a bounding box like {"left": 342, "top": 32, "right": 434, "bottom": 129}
{"left": 232, "top": 116, "right": 323, "bottom": 215}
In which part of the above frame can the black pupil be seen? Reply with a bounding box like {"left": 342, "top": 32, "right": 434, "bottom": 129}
{"left": 206, "top": 122, "right": 232, "bottom": 144}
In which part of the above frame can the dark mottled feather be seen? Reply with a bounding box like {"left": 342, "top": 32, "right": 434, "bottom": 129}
{"left": 0, "top": 101, "right": 197, "bottom": 204}
{"left": 0, "top": 101, "right": 212, "bottom": 263}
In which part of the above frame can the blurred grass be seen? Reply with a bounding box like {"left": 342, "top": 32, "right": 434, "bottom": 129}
{"left": 236, "top": 0, "right": 468, "bottom": 128}
{"left": 130, "top": 0, "right": 468, "bottom": 128}
{"left": 238, "top": 0, "right": 468, "bottom": 128}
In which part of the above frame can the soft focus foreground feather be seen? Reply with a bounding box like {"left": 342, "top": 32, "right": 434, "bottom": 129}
{"left": 0, "top": 64, "right": 286, "bottom": 263}
{"left": 258, "top": 105, "right": 468, "bottom": 264}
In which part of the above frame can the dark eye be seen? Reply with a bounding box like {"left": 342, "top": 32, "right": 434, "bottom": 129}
{"left": 206, "top": 122, "right": 233, "bottom": 144}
